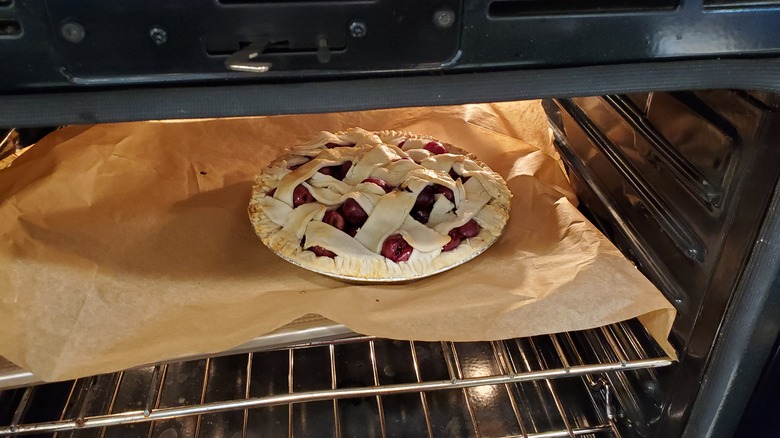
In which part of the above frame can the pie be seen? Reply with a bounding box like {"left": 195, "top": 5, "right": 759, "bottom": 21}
{"left": 248, "top": 128, "right": 511, "bottom": 281}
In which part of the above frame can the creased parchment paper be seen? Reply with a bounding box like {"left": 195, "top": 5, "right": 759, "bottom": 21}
{"left": 0, "top": 101, "right": 676, "bottom": 382}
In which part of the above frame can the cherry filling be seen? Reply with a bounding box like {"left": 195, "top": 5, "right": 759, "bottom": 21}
{"left": 442, "top": 219, "right": 481, "bottom": 251}
{"left": 424, "top": 141, "right": 447, "bottom": 155}
{"left": 340, "top": 161, "right": 353, "bottom": 179}
{"left": 411, "top": 185, "right": 436, "bottom": 224}
{"left": 266, "top": 188, "right": 276, "bottom": 197}
{"left": 434, "top": 185, "right": 455, "bottom": 203}
{"left": 344, "top": 225, "right": 359, "bottom": 237}
{"left": 362, "top": 178, "right": 391, "bottom": 193}
{"left": 318, "top": 161, "right": 353, "bottom": 180}
{"left": 309, "top": 245, "right": 336, "bottom": 258}
{"left": 381, "top": 234, "right": 413, "bottom": 263}
{"left": 410, "top": 209, "right": 430, "bottom": 224}
{"left": 449, "top": 168, "right": 470, "bottom": 183}
{"left": 415, "top": 185, "right": 436, "bottom": 210}
{"left": 318, "top": 166, "right": 335, "bottom": 176}
{"left": 293, "top": 184, "right": 316, "bottom": 207}
{"left": 457, "top": 219, "right": 480, "bottom": 238}
{"left": 340, "top": 198, "right": 368, "bottom": 225}
{"left": 325, "top": 142, "right": 356, "bottom": 149}
{"left": 323, "top": 210, "right": 346, "bottom": 230}
{"left": 442, "top": 229, "right": 461, "bottom": 252}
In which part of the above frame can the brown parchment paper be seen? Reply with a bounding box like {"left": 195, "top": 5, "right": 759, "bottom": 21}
{"left": 0, "top": 101, "right": 676, "bottom": 382}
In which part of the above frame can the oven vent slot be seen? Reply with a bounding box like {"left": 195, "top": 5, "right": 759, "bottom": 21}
{"left": 488, "top": 0, "right": 679, "bottom": 17}
{"left": 704, "top": 0, "right": 780, "bottom": 9}
{"left": 0, "top": 18, "right": 21, "bottom": 37}
{"left": 0, "top": 320, "right": 672, "bottom": 437}
{"left": 557, "top": 98, "right": 706, "bottom": 262}
{"left": 218, "top": 0, "right": 375, "bottom": 4}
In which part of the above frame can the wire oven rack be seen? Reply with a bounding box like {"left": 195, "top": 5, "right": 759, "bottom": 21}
{"left": 0, "top": 319, "right": 673, "bottom": 438}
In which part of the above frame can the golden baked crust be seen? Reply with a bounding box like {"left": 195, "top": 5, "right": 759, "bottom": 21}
{"left": 248, "top": 128, "right": 511, "bottom": 281}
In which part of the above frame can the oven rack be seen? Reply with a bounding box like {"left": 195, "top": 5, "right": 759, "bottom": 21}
{"left": 0, "top": 319, "right": 673, "bottom": 437}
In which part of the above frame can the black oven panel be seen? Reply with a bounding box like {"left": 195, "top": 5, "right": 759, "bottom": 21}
{"left": 3, "top": 0, "right": 780, "bottom": 92}
{"left": 0, "top": 0, "right": 462, "bottom": 90}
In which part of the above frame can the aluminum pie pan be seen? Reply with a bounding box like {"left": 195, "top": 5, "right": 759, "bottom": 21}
{"left": 267, "top": 229, "right": 502, "bottom": 285}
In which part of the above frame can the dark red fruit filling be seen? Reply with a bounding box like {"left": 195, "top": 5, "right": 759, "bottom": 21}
{"left": 442, "top": 229, "right": 461, "bottom": 252}
{"left": 397, "top": 140, "right": 406, "bottom": 148}
{"left": 293, "top": 184, "right": 315, "bottom": 207}
{"left": 323, "top": 210, "right": 346, "bottom": 231}
{"left": 414, "top": 186, "right": 436, "bottom": 210}
{"left": 340, "top": 161, "right": 353, "bottom": 178}
{"left": 381, "top": 234, "right": 413, "bottom": 263}
{"left": 325, "top": 142, "right": 355, "bottom": 149}
{"left": 344, "top": 224, "right": 359, "bottom": 237}
{"left": 317, "top": 161, "right": 352, "bottom": 180}
{"left": 309, "top": 245, "right": 336, "bottom": 258}
{"left": 424, "top": 141, "right": 447, "bottom": 155}
{"left": 411, "top": 185, "right": 437, "bottom": 224}
{"left": 442, "top": 219, "right": 481, "bottom": 251}
{"left": 448, "top": 168, "right": 470, "bottom": 183}
{"left": 456, "top": 219, "right": 480, "bottom": 238}
{"left": 362, "top": 178, "right": 391, "bottom": 193}
{"left": 267, "top": 188, "right": 276, "bottom": 197}
{"left": 434, "top": 185, "right": 455, "bottom": 203}
{"left": 410, "top": 209, "right": 430, "bottom": 224}
{"left": 341, "top": 198, "right": 368, "bottom": 225}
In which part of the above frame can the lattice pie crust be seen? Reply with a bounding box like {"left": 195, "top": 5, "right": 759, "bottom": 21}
{"left": 248, "top": 128, "right": 511, "bottom": 280}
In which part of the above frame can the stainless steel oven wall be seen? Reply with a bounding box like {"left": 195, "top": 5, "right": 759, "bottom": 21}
{"left": 544, "top": 91, "right": 780, "bottom": 437}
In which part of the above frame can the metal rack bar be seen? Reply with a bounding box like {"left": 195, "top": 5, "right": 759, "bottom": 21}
{"left": 491, "top": 340, "right": 529, "bottom": 438}
{"left": 527, "top": 337, "right": 576, "bottom": 438}
{"left": 514, "top": 338, "right": 559, "bottom": 431}
{"left": 52, "top": 380, "right": 79, "bottom": 438}
{"left": 98, "top": 370, "right": 125, "bottom": 438}
{"left": 447, "top": 342, "right": 481, "bottom": 438}
{"left": 192, "top": 358, "right": 211, "bottom": 438}
{"left": 0, "top": 322, "right": 673, "bottom": 437}
{"left": 9, "top": 386, "right": 32, "bottom": 429}
{"left": 146, "top": 365, "right": 168, "bottom": 438}
{"left": 242, "top": 353, "right": 253, "bottom": 438}
{"left": 408, "top": 341, "right": 433, "bottom": 438}
{"left": 511, "top": 426, "right": 613, "bottom": 438}
{"left": 368, "top": 341, "right": 387, "bottom": 438}
{"left": 600, "top": 327, "right": 628, "bottom": 364}
{"left": 559, "top": 333, "right": 620, "bottom": 436}
{"left": 329, "top": 344, "right": 341, "bottom": 438}
{"left": 287, "top": 350, "right": 293, "bottom": 438}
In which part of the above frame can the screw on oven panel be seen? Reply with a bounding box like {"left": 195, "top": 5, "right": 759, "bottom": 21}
{"left": 149, "top": 26, "right": 167, "bottom": 45}
{"left": 349, "top": 20, "right": 367, "bottom": 38}
{"left": 61, "top": 21, "right": 85, "bottom": 43}
{"left": 0, "top": 19, "right": 20, "bottom": 37}
{"left": 433, "top": 7, "right": 456, "bottom": 29}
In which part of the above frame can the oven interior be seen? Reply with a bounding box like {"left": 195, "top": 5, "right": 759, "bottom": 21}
{"left": 0, "top": 89, "right": 778, "bottom": 438}
{"left": 4, "top": 0, "right": 780, "bottom": 436}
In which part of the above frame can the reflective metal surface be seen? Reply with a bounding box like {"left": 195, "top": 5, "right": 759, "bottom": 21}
{"left": 0, "top": 314, "right": 356, "bottom": 391}
{"left": 0, "top": 319, "right": 671, "bottom": 437}
{"left": 546, "top": 90, "right": 780, "bottom": 437}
